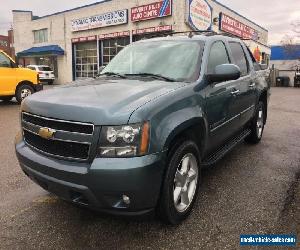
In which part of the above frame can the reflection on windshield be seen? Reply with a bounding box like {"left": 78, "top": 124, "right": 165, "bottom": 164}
{"left": 102, "top": 41, "right": 202, "bottom": 82}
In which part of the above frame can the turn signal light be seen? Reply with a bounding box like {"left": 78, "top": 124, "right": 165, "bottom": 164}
{"left": 140, "top": 121, "right": 150, "bottom": 155}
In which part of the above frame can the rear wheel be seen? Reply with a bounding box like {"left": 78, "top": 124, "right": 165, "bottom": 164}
{"left": 16, "top": 84, "right": 34, "bottom": 104}
{"left": 0, "top": 96, "right": 13, "bottom": 102}
{"left": 245, "top": 101, "right": 265, "bottom": 144}
{"left": 157, "top": 140, "right": 201, "bottom": 224}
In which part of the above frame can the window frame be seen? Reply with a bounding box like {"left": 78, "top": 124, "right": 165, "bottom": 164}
{"left": 33, "top": 29, "right": 48, "bottom": 44}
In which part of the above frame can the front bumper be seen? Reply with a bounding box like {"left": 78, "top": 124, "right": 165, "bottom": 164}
{"left": 15, "top": 136, "right": 166, "bottom": 215}
{"left": 40, "top": 78, "right": 55, "bottom": 83}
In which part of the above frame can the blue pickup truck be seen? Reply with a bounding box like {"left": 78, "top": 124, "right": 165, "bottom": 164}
{"left": 15, "top": 33, "right": 270, "bottom": 224}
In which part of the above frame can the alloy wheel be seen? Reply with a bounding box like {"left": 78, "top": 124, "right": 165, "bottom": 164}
{"left": 256, "top": 106, "right": 264, "bottom": 138}
{"left": 173, "top": 153, "right": 199, "bottom": 213}
{"left": 21, "top": 88, "right": 32, "bottom": 100}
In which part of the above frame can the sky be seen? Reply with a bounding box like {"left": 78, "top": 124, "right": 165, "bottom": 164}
{"left": 0, "top": 0, "right": 299, "bottom": 45}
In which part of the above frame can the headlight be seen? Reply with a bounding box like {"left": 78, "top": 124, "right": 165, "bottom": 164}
{"left": 98, "top": 122, "right": 149, "bottom": 158}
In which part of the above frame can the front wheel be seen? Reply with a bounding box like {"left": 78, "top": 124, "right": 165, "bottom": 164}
{"left": 16, "top": 84, "right": 34, "bottom": 104}
{"left": 157, "top": 140, "right": 201, "bottom": 224}
{"left": 245, "top": 101, "right": 265, "bottom": 144}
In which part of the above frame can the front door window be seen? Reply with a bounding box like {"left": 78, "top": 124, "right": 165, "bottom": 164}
{"left": 0, "top": 53, "right": 11, "bottom": 68}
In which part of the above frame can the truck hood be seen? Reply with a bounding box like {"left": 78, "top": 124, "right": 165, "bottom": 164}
{"left": 22, "top": 78, "right": 186, "bottom": 125}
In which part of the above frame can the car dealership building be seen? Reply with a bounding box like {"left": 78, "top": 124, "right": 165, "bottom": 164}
{"left": 13, "top": 0, "right": 270, "bottom": 84}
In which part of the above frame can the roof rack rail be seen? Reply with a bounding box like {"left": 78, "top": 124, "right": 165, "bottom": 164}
{"left": 166, "top": 30, "right": 218, "bottom": 38}
{"left": 157, "top": 30, "right": 259, "bottom": 42}
{"left": 165, "top": 30, "right": 249, "bottom": 39}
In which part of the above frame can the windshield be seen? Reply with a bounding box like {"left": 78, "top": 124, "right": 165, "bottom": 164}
{"left": 102, "top": 40, "right": 203, "bottom": 82}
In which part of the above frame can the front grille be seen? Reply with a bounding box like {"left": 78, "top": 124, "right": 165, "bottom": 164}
{"left": 22, "top": 112, "right": 94, "bottom": 161}
{"left": 22, "top": 112, "right": 94, "bottom": 134}
{"left": 23, "top": 130, "right": 90, "bottom": 160}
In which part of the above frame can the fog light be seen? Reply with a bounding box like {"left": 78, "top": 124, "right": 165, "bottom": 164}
{"left": 122, "top": 195, "right": 130, "bottom": 205}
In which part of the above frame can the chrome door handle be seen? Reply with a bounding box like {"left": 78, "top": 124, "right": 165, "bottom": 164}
{"left": 231, "top": 89, "right": 240, "bottom": 95}
{"left": 249, "top": 82, "right": 255, "bottom": 88}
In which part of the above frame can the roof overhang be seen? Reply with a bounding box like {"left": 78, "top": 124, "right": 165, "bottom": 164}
{"left": 17, "top": 45, "right": 64, "bottom": 57}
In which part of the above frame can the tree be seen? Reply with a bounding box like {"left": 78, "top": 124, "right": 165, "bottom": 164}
{"left": 280, "top": 20, "right": 300, "bottom": 70}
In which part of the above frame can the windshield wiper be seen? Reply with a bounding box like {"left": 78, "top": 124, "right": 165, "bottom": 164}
{"left": 98, "top": 72, "right": 126, "bottom": 78}
{"left": 125, "top": 73, "right": 175, "bottom": 82}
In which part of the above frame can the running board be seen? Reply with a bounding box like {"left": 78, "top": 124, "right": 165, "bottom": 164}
{"left": 201, "top": 129, "right": 251, "bottom": 167}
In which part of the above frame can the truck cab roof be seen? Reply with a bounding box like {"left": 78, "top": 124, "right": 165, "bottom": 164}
{"left": 135, "top": 33, "right": 244, "bottom": 44}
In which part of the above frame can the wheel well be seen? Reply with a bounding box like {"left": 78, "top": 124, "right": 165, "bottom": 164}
{"left": 259, "top": 91, "right": 268, "bottom": 124}
{"left": 166, "top": 122, "right": 206, "bottom": 159}
{"left": 15, "top": 81, "right": 35, "bottom": 93}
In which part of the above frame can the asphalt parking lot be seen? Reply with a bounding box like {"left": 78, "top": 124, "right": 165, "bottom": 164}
{"left": 0, "top": 87, "right": 299, "bottom": 249}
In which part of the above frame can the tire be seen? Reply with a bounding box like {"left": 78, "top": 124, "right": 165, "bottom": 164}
{"left": 245, "top": 101, "right": 265, "bottom": 144}
{"left": 157, "top": 139, "right": 201, "bottom": 225}
{"left": 48, "top": 80, "right": 54, "bottom": 85}
{"left": 0, "top": 96, "right": 13, "bottom": 102}
{"left": 16, "top": 84, "right": 35, "bottom": 104}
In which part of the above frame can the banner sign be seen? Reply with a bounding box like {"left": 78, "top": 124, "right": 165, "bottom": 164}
{"left": 71, "top": 36, "right": 97, "bottom": 43}
{"left": 186, "top": 0, "right": 212, "bottom": 31}
{"left": 220, "top": 13, "right": 259, "bottom": 40}
{"left": 71, "top": 9, "right": 128, "bottom": 32}
{"left": 131, "top": 0, "right": 172, "bottom": 22}
{"left": 133, "top": 25, "right": 172, "bottom": 35}
{"left": 99, "top": 31, "right": 130, "bottom": 40}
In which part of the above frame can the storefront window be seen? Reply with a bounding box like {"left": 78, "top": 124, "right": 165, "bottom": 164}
{"left": 75, "top": 42, "right": 98, "bottom": 78}
{"left": 102, "top": 37, "right": 130, "bottom": 66}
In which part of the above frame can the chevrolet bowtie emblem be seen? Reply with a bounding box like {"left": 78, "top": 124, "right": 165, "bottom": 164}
{"left": 38, "top": 127, "right": 56, "bottom": 140}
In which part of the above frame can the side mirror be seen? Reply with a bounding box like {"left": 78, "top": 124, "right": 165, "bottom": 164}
{"left": 207, "top": 64, "right": 241, "bottom": 83}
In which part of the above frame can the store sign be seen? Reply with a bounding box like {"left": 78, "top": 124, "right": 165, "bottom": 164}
{"left": 71, "top": 9, "right": 128, "bottom": 32}
{"left": 220, "top": 13, "right": 259, "bottom": 40}
{"left": 133, "top": 25, "right": 172, "bottom": 35}
{"left": 71, "top": 35, "right": 97, "bottom": 43}
{"left": 99, "top": 31, "right": 130, "bottom": 40}
{"left": 131, "top": 0, "right": 172, "bottom": 22}
{"left": 186, "top": 0, "right": 212, "bottom": 31}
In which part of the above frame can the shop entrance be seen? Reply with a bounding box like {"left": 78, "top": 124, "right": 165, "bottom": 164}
{"left": 75, "top": 42, "right": 98, "bottom": 78}
{"left": 35, "top": 56, "right": 58, "bottom": 77}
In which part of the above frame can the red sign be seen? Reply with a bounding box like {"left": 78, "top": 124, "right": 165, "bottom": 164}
{"left": 71, "top": 35, "right": 97, "bottom": 43}
{"left": 133, "top": 25, "right": 172, "bottom": 35}
{"left": 131, "top": 0, "right": 172, "bottom": 22}
{"left": 99, "top": 31, "right": 130, "bottom": 40}
{"left": 220, "top": 13, "right": 259, "bottom": 40}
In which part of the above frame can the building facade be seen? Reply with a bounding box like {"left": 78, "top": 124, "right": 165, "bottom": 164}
{"left": 13, "top": 0, "right": 270, "bottom": 84}
{"left": 0, "top": 30, "right": 15, "bottom": 59}
{"left": 270, "top": 45, "right": 300, "bottom": 86}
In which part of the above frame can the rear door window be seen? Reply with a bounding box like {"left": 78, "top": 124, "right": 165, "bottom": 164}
{"left": 228, "top": 42, "right": 249, "bottom": 76}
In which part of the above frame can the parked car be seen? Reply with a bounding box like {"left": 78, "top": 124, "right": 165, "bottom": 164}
{"left": 15, "top": 34, "right": 270, "bottom": 224}
{"left": 0, "top": 50, "right": 42, "bottom": 103}
{"left": 27, "top": 65, "right": 55, "bottom": 85}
